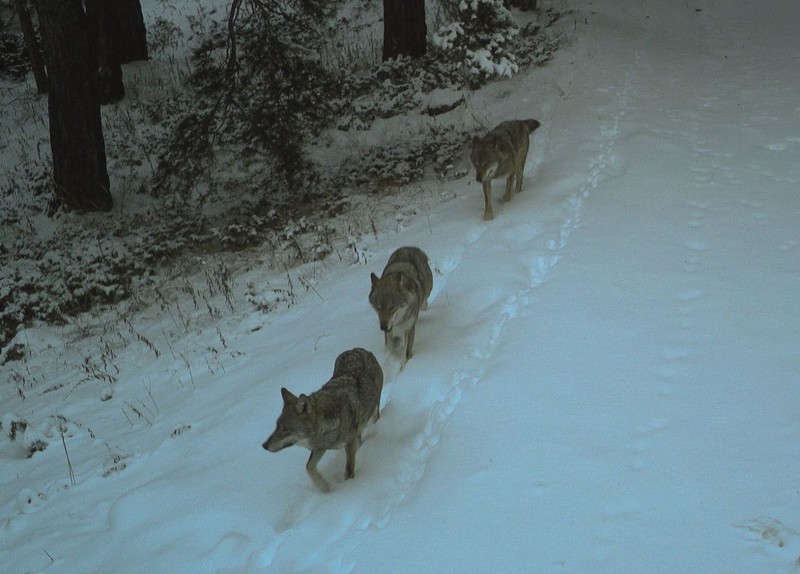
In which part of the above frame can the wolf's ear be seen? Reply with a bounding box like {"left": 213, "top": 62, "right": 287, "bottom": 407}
{"left": 281, "top": 387, "right": 297, "bottom": 405}
{"left": 295, "top": 394, "right": 312, "bottom": 414}
{"left": 370, "top": 272, "right": 380, "bottom": 290}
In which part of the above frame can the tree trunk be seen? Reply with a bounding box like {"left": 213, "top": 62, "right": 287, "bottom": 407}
{"left": 383, "top": 0, "right": 426, "bottom": 61}
{"left": 33, "top": 0, "right": 112, "bottom": 212}
{"left": 115, "top": 0, "right": 149, "bottom": 63}
{"left": 82, "top": 0, "right": 147, "bottom": 104}
{"left": 85, "top": 0, "right": 125, "bottom": 104}
{"left": 14, "top": 0, "right": 48, "bottom": 93}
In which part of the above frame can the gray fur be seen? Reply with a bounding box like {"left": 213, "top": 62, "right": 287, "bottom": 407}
{"left": 470, "top": 119, "right": 541, "bottom": 220}
{"left": 369, "top": 247, "right": 433, "bottom": 364}
{"left": 263, "top": 348, "right": 383, "bottom": 492}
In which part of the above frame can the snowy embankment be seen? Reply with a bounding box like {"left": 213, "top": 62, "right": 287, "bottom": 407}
{"left": 2, "top": 1, "right": 800, "bottom": 573}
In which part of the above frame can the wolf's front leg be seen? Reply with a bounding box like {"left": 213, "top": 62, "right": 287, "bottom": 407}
{"left": 482, "top": 181, "right": 494, "bottom": 220}
{"left": 405, "top": 325, "right": 416, "bottom": 361}
{"left": 306, "top": 449, "right": 331, "bottom": 492}
{"left": 344, "top": 440, "right": 358, "bottom": 480}
{"left": 503, "top": 174, "right": 515, "bottom": 202}
{"left": 387, "top": 329, "right": 404, "bottom": 359}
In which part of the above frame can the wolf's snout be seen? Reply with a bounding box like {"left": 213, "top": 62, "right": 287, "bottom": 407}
{"left": 379, "top": 322, "right": 388, "bottom": 332}
{"left": 263, "top": 436, "right": 280, "bottom": 451}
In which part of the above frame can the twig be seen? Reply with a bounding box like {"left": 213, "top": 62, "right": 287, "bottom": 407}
{"left": 146, "top": 381, "right": 160, "bottom": 414}
{"left": 59, "top": 426, "right": 76, "bottom": 486}
{"left": 121, "top": 407, "right": 134, "bottom": 427}
{"left": 124, "top": 402, "right": 153, "bottom": 426}
{"left": 180, "top": 353, "right": 196, "bottom": 389}
{"left": 299, "top": 275, "right": 324, "bottom": 302}
{"left": 160, "top": 325, "right": 177, "bottom": 360}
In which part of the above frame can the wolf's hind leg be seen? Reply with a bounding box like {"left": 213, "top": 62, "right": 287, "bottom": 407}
{"left": 306, "top": 449, "right": 330, "bottom": 492}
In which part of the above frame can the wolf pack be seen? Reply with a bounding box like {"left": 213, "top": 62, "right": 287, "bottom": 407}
{"left": 263, "top": 119, "right": 541, "bottom": 491}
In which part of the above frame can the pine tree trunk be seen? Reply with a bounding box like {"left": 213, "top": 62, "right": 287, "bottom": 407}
{"left": 82, "top": 0, "right": 147, "bottom": 104}
{"left": 383, "top": 0, "right": 427, "bottom": 61}
{"left": 14, "top": 0, "right": 48, "bottom": 93}
{"left": 116, "top": 0, "right": 149, "bottom": 63}
{"left": 85, "top": 0, "right": 125, "bottom": 104}
{"left": 33, "top": 0, "right": 112, "bottom": 212}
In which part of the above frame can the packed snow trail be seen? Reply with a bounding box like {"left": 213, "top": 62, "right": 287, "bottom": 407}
{"left": 314, "top": 2, "right": 800, "bottom": 573}
{"left": 256, "top": 3, "right": 646, "bottom": 572}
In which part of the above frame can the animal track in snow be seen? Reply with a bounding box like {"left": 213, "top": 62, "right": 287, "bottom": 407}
{"left": 685, "top": 240, "right": 708, "bottom": 252}
{"left": 736, "top": 198, "right": 770, "bottom": 225}
{"left": 627, "top": 417, "right": 669, "bottom": 470}
{"left": 677, "top": 289, "right": 704, "bottom": 303}
{"left": 735, "top": 517, "right": 796, "bottom": 549}
{"left": 766, "top": 136, "right": 800, "bottom": 152}
{"left": 16, "top": 488, "right": 47, "bottom": 514}
{"left": 531, "top": 254, "right": 559, "bottom": 287}
{"left": 355, "top": 52, "right": 638, "bottom": 541}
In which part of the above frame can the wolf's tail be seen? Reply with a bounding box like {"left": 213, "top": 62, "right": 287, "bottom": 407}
{"left": 524, "top": 119, "right": 541, "bottom": 133}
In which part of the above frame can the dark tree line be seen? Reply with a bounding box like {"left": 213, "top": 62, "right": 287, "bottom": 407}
{"left": 21, "top": 0, "right": 538, "bottom": 213}
{"left": 32, "top": 0, "right": 112, "bottom": 211}
{"left": 16, "top": 0, "right": 147, "bottom": 212}
{"left": 18, "top": 0, "right": 429, "bottom": 213}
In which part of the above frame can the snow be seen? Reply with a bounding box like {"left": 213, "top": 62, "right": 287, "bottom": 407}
{"left": 2, "top": 0, "right": 800, "bottom": 573}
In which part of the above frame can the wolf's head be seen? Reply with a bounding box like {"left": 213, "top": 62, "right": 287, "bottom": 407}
{"left": 263, "top": 388, "right": 315, "bottom": 452}
{"left": 369, "top": 273, "right": 412, "bottom": 332}
{"left": 470, "top": 137, "right": 500, "bottom": 183}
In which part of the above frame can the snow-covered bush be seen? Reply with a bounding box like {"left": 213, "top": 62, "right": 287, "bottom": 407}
{"left": 432, "top": 0, "right": 520, "bottom": 88}
{"left": 334, "top": 55, "right": 463, "bottom": 129}
{"left": 0, "top": 0, "right": 564, "bottom": 353}
{"left": 154, "top": 0, "right": 339, "bottom": 204}
{"left": 333, "top": 125, "right": 472, "bottom": 187}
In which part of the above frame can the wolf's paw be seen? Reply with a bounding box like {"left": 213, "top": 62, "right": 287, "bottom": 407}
{"left": 312, "top": 476, "right": 332, "bottom": 493}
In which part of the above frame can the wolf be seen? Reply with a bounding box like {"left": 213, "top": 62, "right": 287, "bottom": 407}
{"left": 263, "top": 348, "right": 383, "bottom": 492}
{"left": 470, "top": 119, "right": 541, "bottom": 220}
{"left": 369, "top": 246, "right": 433, "bottom": 365}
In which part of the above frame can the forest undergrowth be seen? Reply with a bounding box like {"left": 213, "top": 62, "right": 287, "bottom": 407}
{"left": 0, "top": 0, "right": 564, "bottom": 358}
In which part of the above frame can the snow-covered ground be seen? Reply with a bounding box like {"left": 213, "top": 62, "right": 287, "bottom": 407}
{"left": 3, "top": 0, "right": 800, "bottom": 572}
